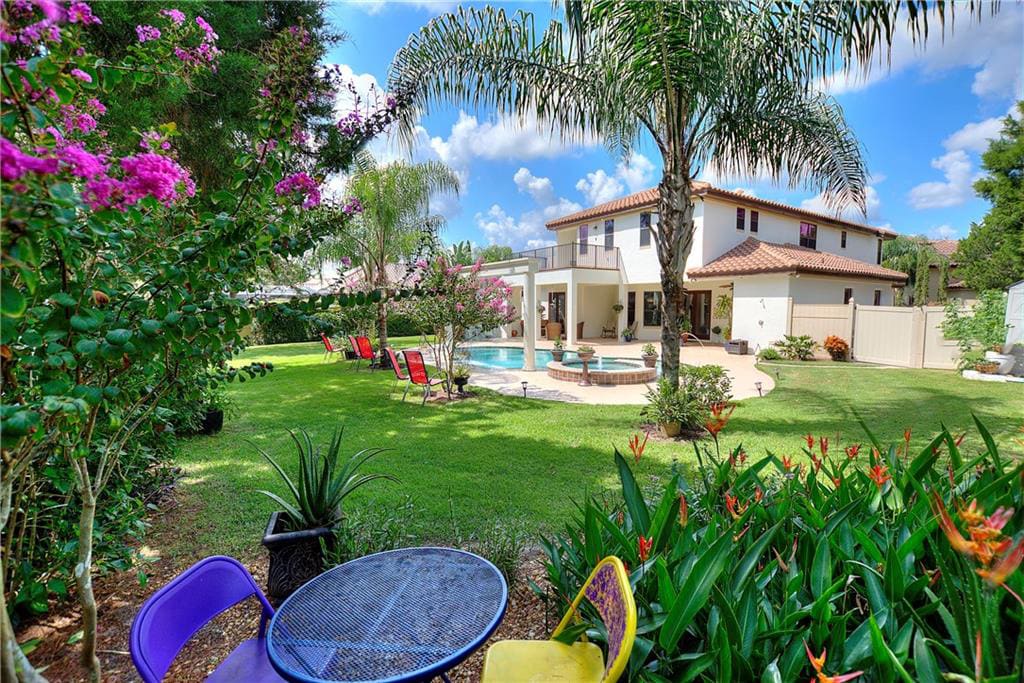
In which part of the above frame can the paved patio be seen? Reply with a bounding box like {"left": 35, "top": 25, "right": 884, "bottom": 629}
{"left": 462, "top": 339, "right": 774, "bottom": 404}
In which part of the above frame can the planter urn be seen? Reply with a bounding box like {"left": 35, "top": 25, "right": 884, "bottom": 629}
{"left": 984, "top": 350, "right": 1015, "bottom": 375}
{"left": 660, "top": 421, "right": 682, "bottom": 438}
{"left": 453, "top": 377, "right": 469, "bottom": 394}
{"left": 200, "top": 408, "right": 224, "bottom": 435}
{"left": 262, "top": 511, "right": 334, "bottom": 601}
{"left": 642, "top": 354, "right": 658, "bottom": 368}
{"left": 551, "top": 349, "right": 565, "bottom": 362}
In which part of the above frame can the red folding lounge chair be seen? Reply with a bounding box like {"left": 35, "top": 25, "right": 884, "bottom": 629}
{"left": 401, "top": 349, "right": 446, "bottom": 405}
{"left": 384, "top": 347, "right": 409, "bottom": 396}
{"left": 320, "top": 333, "right": 344, "bottom": 363}
{"left": 355, "top": 336, "right": 377, "bottom": 371}
{"left": 347, "top": 335, "right": 363, "bottom": 370}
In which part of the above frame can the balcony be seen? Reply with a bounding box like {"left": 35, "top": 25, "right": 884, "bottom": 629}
{"left": 513, "top": 242, "right": 620, "bottom": 271}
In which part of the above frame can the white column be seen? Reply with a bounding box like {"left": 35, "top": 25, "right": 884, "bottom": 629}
{"left": 523, "top": 271, "right": 537, "bottom": 370}
{"left": 617, "top": 283, "right": 627, "bottom": 339}
{"left": 566, "top": 276, "right": 577, "bottom": 345}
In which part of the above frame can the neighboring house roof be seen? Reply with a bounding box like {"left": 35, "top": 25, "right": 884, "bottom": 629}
{"left": 339, "top": 262, "right": 413, "bottom": 289}
{"left": 928, "top": 239, "right": 959, "bottom": 259}
{"left": 687, "top": 237, "right": 908, "bottom": 282}
{"left": 545, "top": 183, "right": 897, "bottom": 238}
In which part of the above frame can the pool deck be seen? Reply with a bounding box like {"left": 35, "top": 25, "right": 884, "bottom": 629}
{"left": 458, "top": 339, "right": 775, "bottom": 405}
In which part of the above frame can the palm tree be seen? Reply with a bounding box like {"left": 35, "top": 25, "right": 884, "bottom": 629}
{"left": 319, "top": 152, "right": 459, "bottom": 351}
{"left": 388, "top": 1, "right": 990, "bottom": 388}
{"left": 883, "top": 235, "right": 944, "bottom": 306}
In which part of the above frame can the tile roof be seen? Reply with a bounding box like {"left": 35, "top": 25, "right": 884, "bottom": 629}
{"left": 928, "top": 239, "right": 960, "bottom": 259}
{"left": 545, "top": 183, "right": 897, "bottom": 237}
{"left": 687, "top": 237, "right": 908, "bottom": 282}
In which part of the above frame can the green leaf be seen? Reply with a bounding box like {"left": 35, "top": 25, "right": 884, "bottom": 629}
{"left": 105, "top": 329, "right": 132, "bottom": 346}
{"left": 614, "top": 450, "right": 650, "bottom": 534}
{"left": 971, "top": 414, "right": 1002, "bottom": 471}
{"left": 74, "top": 339, "right": 98, "bottom": 356}
{"left": 868, "top": 613, "right": 914, "bottom": 683}
{"left": 730, "top": 521, "right": 782, "bottom": 596}
{"left": 811, "top": 535, "right": 832, "bottom": 600}
{"left": 1, "top": 281, "right": 26, "bottom": 318}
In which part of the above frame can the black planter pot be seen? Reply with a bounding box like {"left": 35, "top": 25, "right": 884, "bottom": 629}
{"left": 453, "top": 377, "right": 469, "bottom": 394}
{"left": 200, "top": 408, "right": 224, "bottom": 435}
{"left": 262, "top": 511, "right": 334, "bottom": 601}
{"left": 551, "top": 350, "right": 565, "bottom": 362}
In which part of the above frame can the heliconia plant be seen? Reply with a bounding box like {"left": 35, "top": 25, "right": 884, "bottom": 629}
{"left": 535, "top": 414, "right": 1022, "bottom": 682}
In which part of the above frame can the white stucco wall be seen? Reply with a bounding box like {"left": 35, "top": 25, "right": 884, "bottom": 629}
{"left": 789, "top": 276, "right": 894, "bottom": 306}
{"left": 732, "top": 275, "right": 792, "bottom": 352}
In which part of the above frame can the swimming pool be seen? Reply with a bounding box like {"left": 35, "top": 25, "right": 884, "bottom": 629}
{"left": 462, "top": 346, "right": 645, "bottom": 372}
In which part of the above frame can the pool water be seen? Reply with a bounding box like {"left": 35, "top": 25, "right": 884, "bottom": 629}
{"left": 462, "top": 346, "right": 644, "bottom": 371}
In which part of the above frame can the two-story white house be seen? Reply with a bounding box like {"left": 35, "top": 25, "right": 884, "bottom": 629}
{"left": 479, "top": 182, "right": 907, "bottom": 356}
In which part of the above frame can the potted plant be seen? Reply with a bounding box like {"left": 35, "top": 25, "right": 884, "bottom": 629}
{"left": 254, "top": 428, "right": 396, "bottom": 600}
{"left": 711, "top": 325, "right": 722, "bottom": 340}
{"left": 576, "top": 344, "right": 596, "bottom": 361}
{"left": 641, "top": 342, "right": 658, "bottom": 368}
{"left": 199, "top": 382, "right": 228, "bottom": 435}
{"left": 621, "top": 328, "right": 634, "bottom": 342}
{"left": 452, "top": 365, "right": 471, "bottom": 394}
{"left": 551, "top": 339, "right": 565, "bottom": 362}
{"left": 679, "top": 317, "right": 692, "bottom": 345}
{"left": 640, "top": 379, "right": 683, "bottom": 437}
{"left": 612, "top": 302, "right": 624, "bottom": 314}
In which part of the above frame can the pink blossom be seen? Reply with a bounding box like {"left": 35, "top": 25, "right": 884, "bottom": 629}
{"left": 56, "top": 143, "right": 107, "bottom": 178}
{"left": 274, "top": 172, "right": 321, "bottom": 208}
{"left": 119, "top": 153, "right": 195, "bottom": 206}
{"left": 70, "top": 68, "right": 91, "bottom": 82}
{"left": 195, "top": 15, "right": 217, "bottom": 42}
{"left": 342, "top": 197, "right": 363, "bottom": 215}
{"left": 456, "top": 303, "right": 465, "bottom": 312}
{"left": 1, "top": 137, "right": 58, "bottom": 181}
{"left": 135, "top": 24, "right": 161, "bottom": 42}
{"left": 258, "top": 88, "right": 271, "bottom": 98}
{"left": 340, "top": 256, "right": 352, "bottom": 267}
{"left": 415, "top": 259, "right": 428, "bottom": 269}
{"left": 159, "top": 8, "right": 185, "bottom": 25}
{"left": 68, "top": 2, "right": 100, "bottom": 25}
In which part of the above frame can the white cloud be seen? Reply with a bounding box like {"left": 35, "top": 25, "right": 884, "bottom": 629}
{"left": 349, "top": 0, "right": 457, "bottom": 15}
{"left": 819, "top": 6, "right": 1023, "bottom": 98}
{"left": 800, "top": 173, "right": 885, "bottom": 221}
{"left": 513, "top": 167, "right": 556, "bottom": 205}
{"left": 942, "top": 116, "right": 1006, "bottom": 153}
{"left": 576, "top": 169, "right": 624, "bottom": 206}
{"left": 730, "top": 187, "right": 758, "bottom": 197}
{"left": 907, "top": 150, "right": 976, "bottom": 209}
{"left": 476, "top": 168, "right": 582, "bottom": 249}
{"left": 616, "top": 153, "right": 656, "bottom": 192}
{"left": 928, "top": 224, "right": 960, "bottom": 240}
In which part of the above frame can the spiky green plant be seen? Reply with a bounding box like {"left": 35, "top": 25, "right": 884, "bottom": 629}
{"left": 253, "top": 428, "right": 397, "bottom": 530}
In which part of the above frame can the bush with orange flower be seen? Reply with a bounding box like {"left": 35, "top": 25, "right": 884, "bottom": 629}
{"left": 823, "top": 335, "right": 850, "bottom": 361}
{"left": 535, "top": 417, "right": 1022, "bottom": 681}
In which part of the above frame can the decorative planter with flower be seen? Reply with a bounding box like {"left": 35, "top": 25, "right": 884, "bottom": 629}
{"left": 551, "top": 339, "right": 565, "bottom": 362}
{"left": 679, "top": 317, "right": 693, "bottom": 345}
{"left": 255, "top": 428, "right": 396, "bottom": 600}
{"left": 576, "top": 344, "right": 596, "bottom": 362}
{"left": 641, "top": 343, "right": 658, "bottom": 368}
{"left": 640, "top": 379, "right": 684, "bottom": 437}
{"left": 452, "top": 365, "right": 471, "bottom": 394}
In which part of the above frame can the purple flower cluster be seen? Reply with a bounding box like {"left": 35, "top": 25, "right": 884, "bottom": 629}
{"left": 0, "top": 0, "right": 68, "bottom": 45}
{"left": 159, "top": 8, "right": 185, "bottom": 25}
{"left": 342, "top": 196, "right": 363, "bottom": 215}
{"left": 1, "top": 137, "right": 59, "bottom": 182}
{"left": 60, "top": 97, "right": 106, "bottom": 136}
{"left": 139, "top": 130, "right": 172, "bottom": 152}
{"left": 56, "top": 142, "right": 107, "bottom": 179}
{"left": 274, "top": 172, "right": 321, "bottom": 209}
{"left": 172, "top": 15, "right": 219, "bottom": 68}
{"left": 84, "top": 152, "right": 195, "bottom": 210}
{"left": 135, "top": 24, "right": 161, "bottom": 42}
{"left": 68, "top": 1, "right": 101, "bottom": 25}
{"left": 70, "top": 68, "right": 91, "bottom": 83}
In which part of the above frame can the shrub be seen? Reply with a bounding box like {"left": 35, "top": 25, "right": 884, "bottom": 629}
{"left": 942, "top": 291, "right": 1009, "bottom": 368}
{"left": 681, "top": 364, "right": 732, "bottom": 407}
{"left": 823, "top": 335, "right": 850, "bottom": 361}
{"left": 327, "top": 497, "right": 420, "bottom": 567}
{"left": 640, "top": 379, "right": 705, "bottom": 429}
{"left": 537, "top": 419, "right": 1022, "bottom": 681}
{"left": 253, "top": 305, "right": 319, "bottom": 344}
{"left": 774, "top": 334, "right": 817, "bottom": 360}
{"left": 641, "top": 343, "right": 657, "bottom": 356}
{"left": 757, "top": 346, "right": 783, "bottom": 361}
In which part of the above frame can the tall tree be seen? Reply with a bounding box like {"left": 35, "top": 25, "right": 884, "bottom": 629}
{"left": 388, "top": 1, "right": 989, "bottom": 388}
{"left": 320, "top": 153, "right": 459, "bottom": 351}
{"left": 956, "top": 102, "right": 1024, "bottom": 292}
{"left": 883, "top": 235, "right": 940, "bottom": 305}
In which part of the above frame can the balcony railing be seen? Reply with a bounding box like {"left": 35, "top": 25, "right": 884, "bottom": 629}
{"left": 513, "top": 242, "right": 620, "bottom": 271}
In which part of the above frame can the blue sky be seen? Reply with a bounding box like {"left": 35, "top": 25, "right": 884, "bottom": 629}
{"left": 324, "top": 1, "right": 1023, "bottom": 251}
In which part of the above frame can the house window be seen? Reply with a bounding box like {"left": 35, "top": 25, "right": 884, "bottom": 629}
{"left": 799, "top": 222, "right": 817, "bottom": 249}
{"left": 579, "top": 225, "right": 588, "bottom": 255}
{"left": 750, "top": 211, "right": 758, "bottom": 233}
{"left": 843, "top": 288, "right": 854, "bottom": 304}
{"left": 604, "top": 219, "right": 614, "bottom": 248}
{"left": 873, "top": 289, "right": 882, "bottom": 306}
{"left": 639, "top": 212, "right": 651, "bottom": 247}
{"left": 627, "top": 292, "right": 636, "bottom": 326}
{"left": 876, "top": 238, "right": 883, "bottom": 264}
{"left": 841, "top": 230, "right": 847, "bottom": 248}
{"left": 736, "top": 207, "right": 745, "bottom": 231}
{"left": 642, "top": 291, "right": 662, "bottom": 326}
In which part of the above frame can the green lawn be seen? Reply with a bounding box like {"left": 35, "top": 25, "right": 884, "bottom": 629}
{"left": 171, "top": 340, "right": 1023, "bottom": 558}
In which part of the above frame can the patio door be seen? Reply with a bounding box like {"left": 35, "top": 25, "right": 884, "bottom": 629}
{"left": 687, "top": 290, "right": 712, "bottom": 339}
{"left": 548, "top": 292, "right": 566, "bottom": 324}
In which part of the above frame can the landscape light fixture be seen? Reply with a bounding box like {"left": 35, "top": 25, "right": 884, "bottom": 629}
{"left": 521, "top": 381, "right": 528, "bottom": 398}
{"left": 755, "top": 381, "right": 763, "bottom": 397}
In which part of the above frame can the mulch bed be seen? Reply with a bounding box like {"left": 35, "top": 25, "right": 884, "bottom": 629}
{"left": 19, "top": 495, "right": 552, "bottom": 682}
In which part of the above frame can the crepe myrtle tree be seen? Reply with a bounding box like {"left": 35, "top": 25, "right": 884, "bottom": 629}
{"left": 0, "top": 5, "right": 402, "bottom": 680}
{"left": 403, "top": 256, "right": 515, "bottom": 390}
{"left": 388, "top": 0, "right": 993, "bottom": 389}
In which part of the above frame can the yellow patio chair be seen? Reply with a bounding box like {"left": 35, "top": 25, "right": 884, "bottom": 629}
{"left": 481, "top": 556, "right": 636, "bottom": 683}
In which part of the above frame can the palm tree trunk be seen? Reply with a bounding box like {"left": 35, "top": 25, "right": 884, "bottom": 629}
{"left": 656, "top": 167, "right": 696, "bottom": 389}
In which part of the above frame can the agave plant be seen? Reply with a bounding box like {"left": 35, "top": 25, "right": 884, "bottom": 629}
{"left": 253, "top": 428, "right": 397, "bottom": 531}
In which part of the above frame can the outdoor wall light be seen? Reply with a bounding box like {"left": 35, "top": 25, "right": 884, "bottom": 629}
{"left": 521, "top": 381, "right": 528, "bottom": 398}
{"left": 755, "top": 381, "right": 763, "bottom": 397}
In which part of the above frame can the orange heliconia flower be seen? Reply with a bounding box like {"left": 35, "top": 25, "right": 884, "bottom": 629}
{"left": 819, "top": 436, "right": 829, "bottom": 458}
{"left": 805, "top": 434, "right": 815, "bottom": 450}
{"left": 637, "top": 535, "right": 653, "bottom": 562}
{"left": 725, "top": 492, "right": 748, "bottom": 520}
{"left": 805, "top": 641, "right": 863, "bottom": 683}
{"left": 705, "top": 403, "right": 735, "bottom": 437}
{"left": 810, "top": 455, "right": 823, "bottom": 473}
{"left": 678, "top": 494, "right": 689, "bottom": 527}
{"left": 754, "top": 486, "right": 764, "bottom": 503}
{"left": 845, "top": 444, "right": 861, "bottom": 460}
{"left": 628, "top": 432, "right": 648, "bottom": 464}
{"left": 931, "top": 493, "right": 1023, "bottom": 587}
{"left": 782, "top": 455, "right": 795, "bottom": 471}
{"left": 868, "top": 464, "right": 891, "bottom": 489}
{"left": 977, "top": 538, "right": 1024, "bottom": 587}
{"left": 903, "top": 428, "right": 912, "bottom": 445}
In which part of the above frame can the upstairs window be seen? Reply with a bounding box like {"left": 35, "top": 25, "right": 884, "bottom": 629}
{"left": 843, "top": 287, "right": 854, "bottom": 304}
{"left": 873, "top": 289, "right": 882, "bottom": 305}
{"left": 750, "top": 210, "right": 759, "bottom": 233}
{"left": 736, "top": 207, "right": 745, "bottom": 231}
{"left": 799, "top": 222, "right": 817, "bottom": 249}
{"left": 639, "top": 212, "right": 651, "bottom": 247}
{"left": 579, "top": 225, "right": 588, "bottom": 255}
{"left": 876, "top": 238, "right": 883, "bottom": 264}
{"left": 841, "top": 230, "right": 847, "bottom": 248}
{"left": 604, "top": 219, "right": 614, "bottom": 248}
{"left": 643, "top": 291, "right": 662, "bottom": 326}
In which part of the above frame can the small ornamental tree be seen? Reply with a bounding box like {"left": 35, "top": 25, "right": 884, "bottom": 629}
{"left": 0, "top": 4, "right": 404, "bottom": 680}
{"left": 404, "top": 256, "right": 515, "bottom": 388}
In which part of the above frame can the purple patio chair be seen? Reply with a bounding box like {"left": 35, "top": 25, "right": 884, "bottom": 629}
{"left": 130, "top": 555, "right": 283, "bottom": 682}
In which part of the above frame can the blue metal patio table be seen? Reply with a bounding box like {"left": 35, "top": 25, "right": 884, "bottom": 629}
{"left": 266, "top": 547, "right": 508, "bottom": 683}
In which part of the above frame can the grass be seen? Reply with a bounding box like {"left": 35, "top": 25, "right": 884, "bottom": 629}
{"left": 170, "top": 339, "right": 1023, "bottom": 559}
